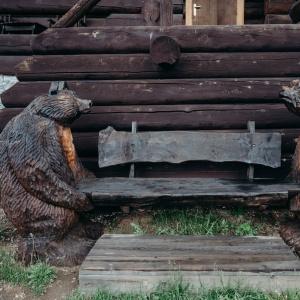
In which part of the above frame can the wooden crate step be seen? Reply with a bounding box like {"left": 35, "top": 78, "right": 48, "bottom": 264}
{"left": 79, "top": 234, "right": 300, "bottom": 293}
{"left": 78, "top": 178, "right": 300, "bottom": 209}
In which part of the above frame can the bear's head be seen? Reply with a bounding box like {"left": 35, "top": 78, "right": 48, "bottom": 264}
{"left": 26, "top": 89, "right": 92, "bottom": 124}
{"left": 280, "top": 80, "right": 300, "bottom": 115}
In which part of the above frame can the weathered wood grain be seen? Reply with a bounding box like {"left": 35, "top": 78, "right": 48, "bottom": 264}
{"left": 160, "top": 0, "right": 173, "bottom": 25}
{"left": 16, "top": 53, "right": 300, "bottom": 81}
{"left": 78, "top": 178, "right": 299, "bottom": 208}
{"left": 0, "top": 35, "right": 35, "bottom": 55}
{"left": 73, "top": 128, "right": 300, "bottom": 157}
{"left": 79, "top": 234, "right": 300, "bottom": 293}
{"left": 32, "top": 25, "right": 300, "bottom": 54}
{"left": 0, "top": 0, "right": 183, "bottom": 15}
{"left": 98, "top": 127, "right": 281, "bottom": 168}
{"left": 1, "top": 104, "right": 300, "bottom": 132}
{"left": 1, "top": 79, "right": 292, "bottom": 108}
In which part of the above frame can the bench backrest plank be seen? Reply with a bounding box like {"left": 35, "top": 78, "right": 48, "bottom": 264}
{"left": 98, "top": 127, "right": 281, "bottom": 169}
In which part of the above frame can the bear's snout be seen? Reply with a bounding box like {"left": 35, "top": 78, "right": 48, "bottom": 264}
{"left": 78, "top": 99, "right": 93, "bottom": 113}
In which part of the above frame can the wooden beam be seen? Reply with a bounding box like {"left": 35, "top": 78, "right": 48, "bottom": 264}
{"left": 0, "top": 35, "right": 35, "bottom": 55}
{"left": 2, "top": 104, "right": 300, "bottom": 133}
{"left": 16, "top": 52, "right": 300, "bottom": 81}
{"left": 0, "top": 79, "right": 293, "bottom": 108}
{"left": 53, "top": 0, "right": 102, "bottom": 27}
{"left": 32, "top": 25, "right": 300, "bottom": 54}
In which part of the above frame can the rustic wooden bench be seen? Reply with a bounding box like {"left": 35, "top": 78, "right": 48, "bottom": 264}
{"left": 78, "top": 121, "right": 300, "bottom": 210}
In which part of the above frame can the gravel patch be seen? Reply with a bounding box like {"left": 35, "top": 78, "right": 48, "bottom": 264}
{"left": 0, "top": 75, "right": 18, "bottom": 109}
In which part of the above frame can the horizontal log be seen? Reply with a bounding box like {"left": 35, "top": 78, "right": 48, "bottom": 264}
{"left": 0, "top": 79, "right": 293, "bottom": 108}
{"left": 0, "top": 0, "right": 183, "bottom": 15}
{"left": 2, "top": 104, "right": 300, "bottom": 133}
{"left": 16, "top": 53, "right": 300, "bottom": 81}
{"left": 265, "top": 0, "right": 294, "bottom": 14}
{"left": 0, "top": 56, "right": 27, "bottom": 75}
{"left": 74, "top": 128, "right": 300, "bottom": 157}
{"left": 81, "top": 156, "right": 292, "bottom": 179}
{"left": 0, "top": 35, "right": 35, "bottom": 55}
{"left": 78, "top": 178, "right": 297, "bottom": 208}
{"left": 32, "top": 25, "right": 300, "bottom": 54}
{"left": 265, "top": 14, "right": 292, "bottom": 24}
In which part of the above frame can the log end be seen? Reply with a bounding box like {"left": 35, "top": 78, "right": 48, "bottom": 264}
{"left": 150, "top": 36, "right": 181, "bottom": 68}
{"left": 289, "top": 0, "right": 300, "bottom": 23}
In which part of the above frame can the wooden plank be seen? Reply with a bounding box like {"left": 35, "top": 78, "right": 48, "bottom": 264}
{"left": 79, "top": 270, "right": 300, "bottom": 293}
{"left": 79, "top": 234, "right": 300, "bottom": 293}
{"left": 265, "top": 14, "right": 292, "bottom": 24}
{"left": 98, "top": 128, "right": 281, "bottom": 168}
{"left": 265, "top": 0, "right": 294, "bottom": 14}
{"left": 0, "top": 0, "right": 184, "bottom": 15}
{"left": 72, "top": 128, "right": 300, "bottom": 157}
{"left": 1, "top": 104, "right": 300, "bottom": 132}
{"left": 32, "top": 25, "right": 300, "bottom": 54}
{"left": 0, "top": 35, "right": 35, "bottom": 55}
{"left": 0, "top": 78, "right": 293, "bottom": 108}
{"left": 77, "top": 178, "right": 299, "bottom": 208}
{"left": 53, "top": 0, "right": 102, "bottom": 28}
{"left": 16, "top": 52, "right": 300, "bottom": 81}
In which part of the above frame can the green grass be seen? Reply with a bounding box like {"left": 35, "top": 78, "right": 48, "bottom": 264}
{"left": 0, "top": 250, "right": 56, "bottom": 295}
{"left": 150, "top": 209, "right": 262, "bottom": 236}
{"left": 67, "top": 281, "right": 300, "bottom": 300}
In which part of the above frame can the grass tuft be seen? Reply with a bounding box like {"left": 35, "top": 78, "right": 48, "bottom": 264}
{"left": 67, "top": 280, "right": 300, "bottom": 300}
{"left": 152, "top": 209, "right": 261, "bottom": 236}
{"left": 0, "top": 250, "right": 56, "bottom": 295}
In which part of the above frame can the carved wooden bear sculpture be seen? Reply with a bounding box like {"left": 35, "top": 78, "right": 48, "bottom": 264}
{"left": 0, "top": 89, "right": 101, "bottom": 266}
{"left": 280, "top": 80, "right": 300, "bottom": 256}
{"left": 280, "top": 80, "right": 300, "bottom": 183}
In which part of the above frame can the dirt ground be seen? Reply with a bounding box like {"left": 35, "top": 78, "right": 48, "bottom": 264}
{"left": 0, "top": 267, "right": 78, "bottom": 300}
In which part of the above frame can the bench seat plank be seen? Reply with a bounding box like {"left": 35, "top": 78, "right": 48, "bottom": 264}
{"left": 98, "top": 128, "right": 281, "bottom": 168}
{"left": 79, "top": 234, "right": 300, "bottom": 293}
{"left": 78, "top": 178, "right": 298, "bottom": 208}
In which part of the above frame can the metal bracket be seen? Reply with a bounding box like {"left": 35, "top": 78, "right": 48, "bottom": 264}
{"left": 129, "top": 121, "right": 137, "bottom": 178}
{"left": 247, "top": 121, "right": 255, "bottom": 181}
{"left": 48, "top": 81, "right": 69, "bottom": 96}
{"left": 193, "top": 3, "right": 202, "bottom": 16}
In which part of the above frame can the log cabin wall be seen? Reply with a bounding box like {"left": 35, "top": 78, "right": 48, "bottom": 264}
{"left": 0, "top": 0, "right": 267, "bottom": 75}
{"left": 1, "top": 22, "right": 300, "bottom": 179}
{"left": 0, "top": 0, "right": 297, "bottom": 180}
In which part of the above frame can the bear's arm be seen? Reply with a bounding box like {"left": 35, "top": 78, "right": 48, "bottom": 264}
{"left": 6, "top": 120, "right": 93, "bottom": 212}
